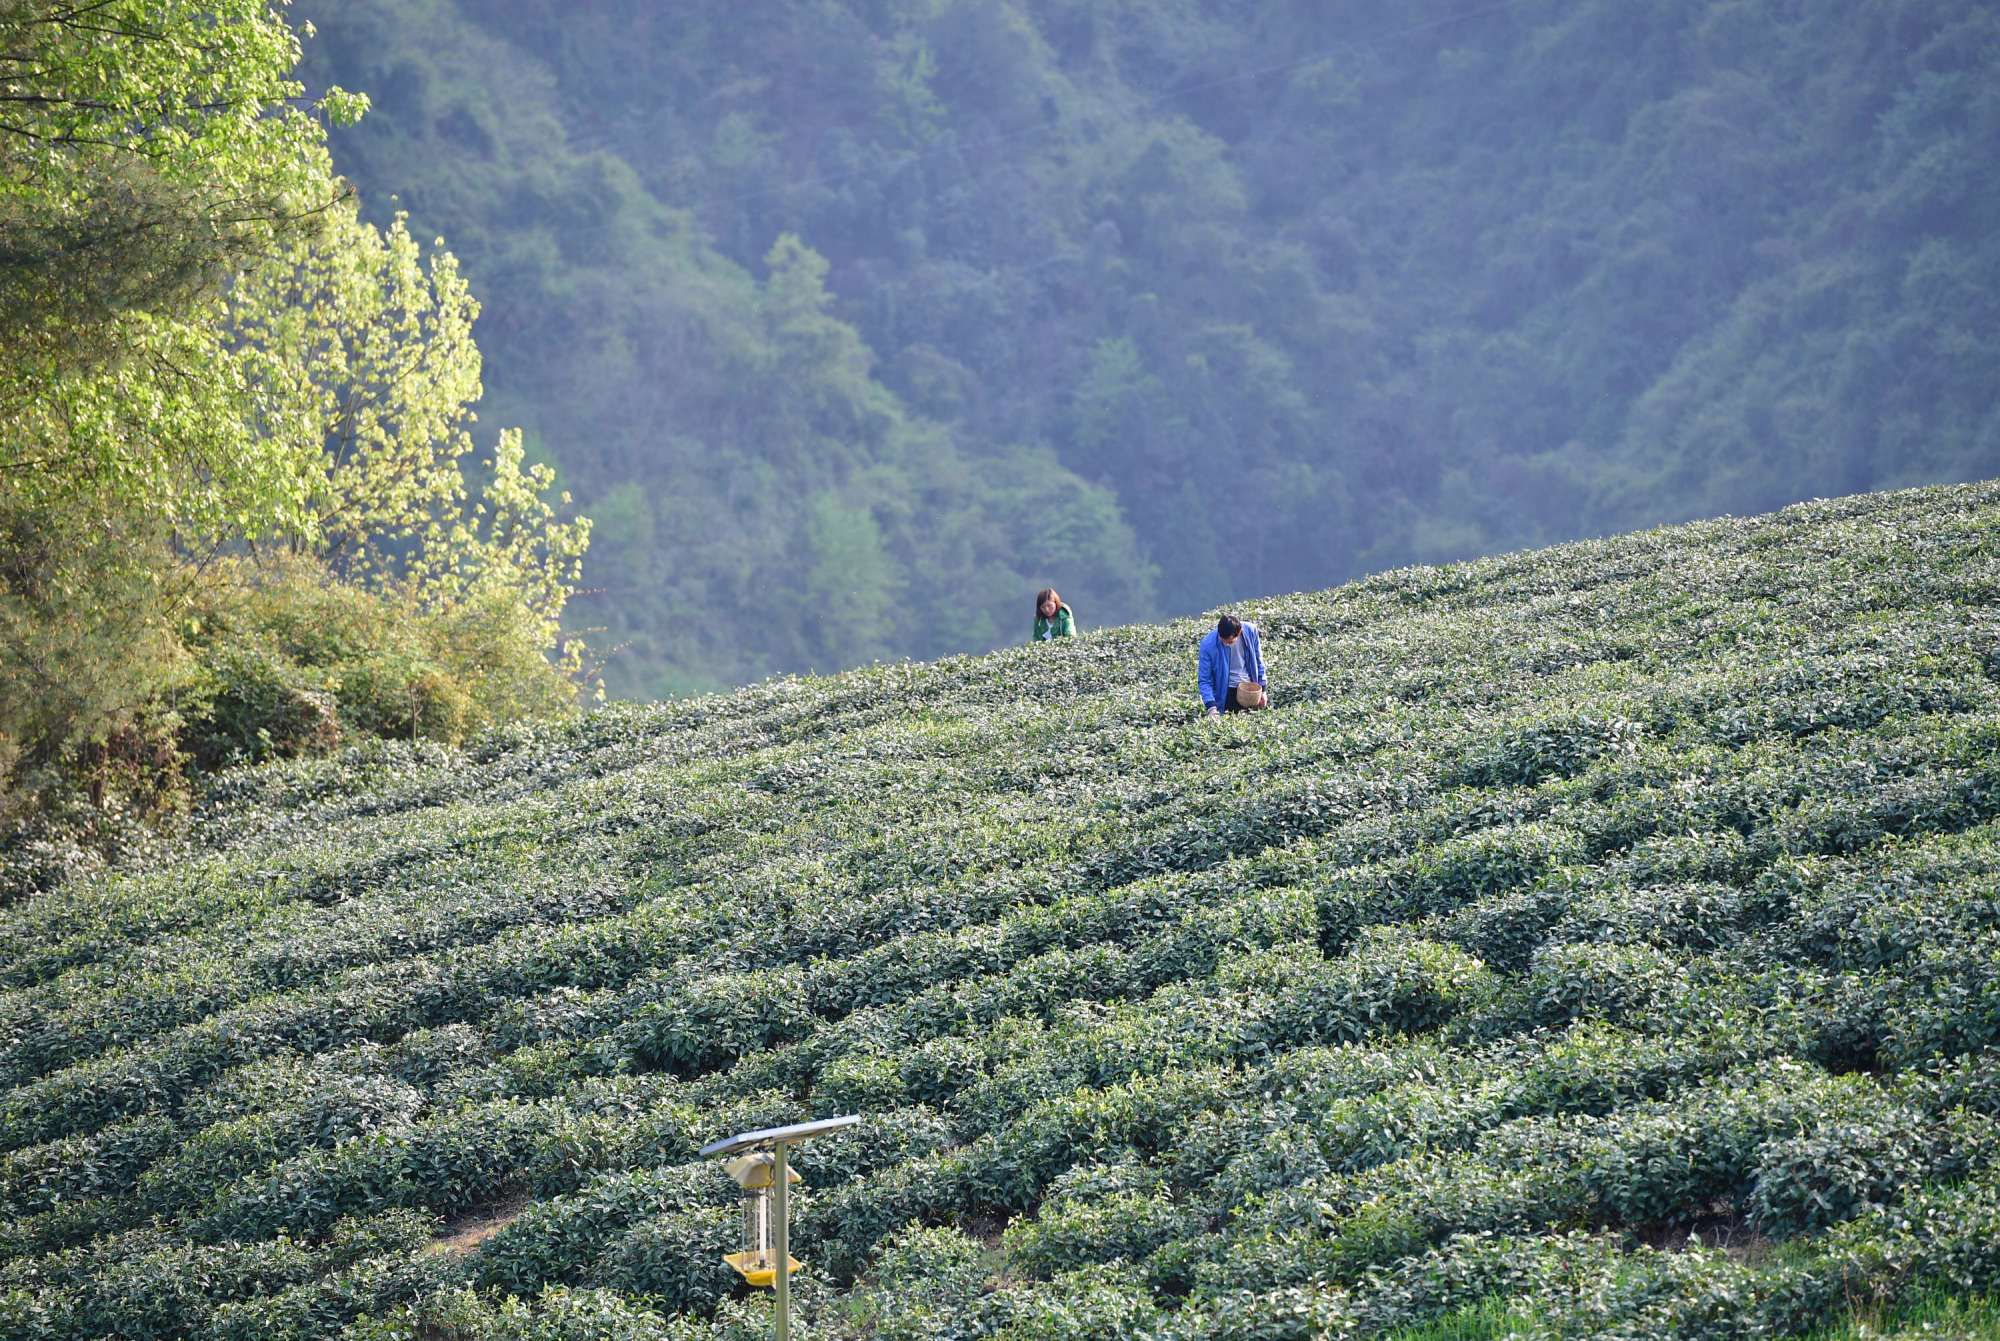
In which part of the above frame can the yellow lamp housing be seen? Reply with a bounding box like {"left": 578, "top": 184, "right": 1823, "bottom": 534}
{"left": 725, "top": 1152, "right": 803, "bottom": 1190}
{"left": 724, "top": 1152, "right": 804, "bottom": 1285}
{"left": 723, "top": 1250, "right": 805, "bottom": 1289}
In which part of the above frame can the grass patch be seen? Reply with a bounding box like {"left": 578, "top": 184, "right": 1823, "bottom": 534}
{"left": 1815, "top": 1292, "right": 2000, "bottom": 1340}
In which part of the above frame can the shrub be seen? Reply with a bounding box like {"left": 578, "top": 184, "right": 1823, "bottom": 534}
{"left": 476, "top": 1163, "right": 735, "bottom": 1296}
{"left": 842, "top": 1222, "right": 991, "bottom": 1341}
{"left": 595, "top": 1206, "right": 739, "bottom": 1315}
{"left": 1512, "top": 941, "right": 1689, "bottom": 1029}
{"left": 1450, "top": 715, "right": 1647, "bottom": 789}
{"left": 813, "top": 1052, "right": 906, "bottom": 1114}
{"left": 1750, "top": 1112, "right": 1937, "bottom": 1239}
{"left": 1003, "top": 1161, "right": 1192, "bottom": 1278}
{"left": 186, "top": 554, "right": 580, "bottom": 764}
{"left": 1238, "top": 930, "right": 1496, "bottom": 1048}
{"left": 960, "top": 1264, "right": 1165, "bottom": 1341}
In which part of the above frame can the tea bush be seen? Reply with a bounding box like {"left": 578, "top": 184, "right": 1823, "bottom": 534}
{"left": 9, "top": 483, "right": 2000, "bottom": 1336}
{"left": 849, "top": 1222, "right": 990, "bottom": 1341}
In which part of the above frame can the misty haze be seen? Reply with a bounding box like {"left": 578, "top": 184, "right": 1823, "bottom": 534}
{"left": 297, "top": 0, "right": 1999, "bottom": 696}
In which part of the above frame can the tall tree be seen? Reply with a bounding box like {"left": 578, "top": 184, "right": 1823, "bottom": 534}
{"left": 1, "top": 0, "right": 369, "bottom": 550}
{"left": 1, "top": 0, "right": 366, "bottom": 778}
{"left": 1, "top": 2, "right": 589, "bottom": 840}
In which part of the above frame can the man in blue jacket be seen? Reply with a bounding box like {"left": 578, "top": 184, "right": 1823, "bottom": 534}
{"left": 1199, "top": 613, "right": 1267, "bottom": 717}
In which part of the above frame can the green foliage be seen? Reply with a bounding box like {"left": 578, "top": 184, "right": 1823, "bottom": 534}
{"left": 1380, "top": 1296, "right": 1541, "bottom": 1341}
{"left": 853, "top": 1222, "right": 990, "bottom": 1340}
{"left": 0, "top": 12, "right": 592, "bottom": 886}
{"left": 0, "top": 507, "right": 190, "bottom": 772}
{"left": 184, "top": 552, "right": 582, "bottom": 769}
{"left": 1812, "top": 1290, "right": 2000, "bottom": 1341}
{"left": 11, "top": 483, "right": 2000, "bottom": 1337}
{"left": 0, "top": 85, "right": 455, "bottom": 852}
{"left": 0, "top": 542, "right": 583, "bottom": 901}
{"left": 228, "top": 205, "right": 486, "bottom": 568}
{"left": 0, "top": 0, "right": 362, "bottom": 403}
{"left": 226, "top": 205, "right": 590, "bottom": 642}
{"left": 1, "top": 0, "right": 358, "bottom": 535}
{"left": 0, "top": 505, "right": 198, "bottom": 902}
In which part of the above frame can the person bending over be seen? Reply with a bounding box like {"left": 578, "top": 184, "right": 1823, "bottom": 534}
{"left": 1199, "top": 612, "right": 1266, "bottom": 716}
{"left": 1033, "top": 588, "right": 1075, "bottom": 641}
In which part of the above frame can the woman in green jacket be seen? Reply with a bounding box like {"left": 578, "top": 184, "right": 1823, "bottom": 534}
{"left": 1033, "top": 588, "right": 1075, "bottom": 641}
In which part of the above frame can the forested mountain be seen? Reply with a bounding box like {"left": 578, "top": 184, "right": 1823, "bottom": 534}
{"left": 297, "top": 0, "right": 2000, "bottom": 696}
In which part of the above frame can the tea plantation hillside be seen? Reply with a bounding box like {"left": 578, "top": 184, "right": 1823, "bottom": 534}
{"left": 15, "top": 484, "right": 2000, "bottom": 1341}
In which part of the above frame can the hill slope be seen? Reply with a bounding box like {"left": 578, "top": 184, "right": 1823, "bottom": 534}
{"left": 9, "top": 484, "right": 2000, "bottom": 1338}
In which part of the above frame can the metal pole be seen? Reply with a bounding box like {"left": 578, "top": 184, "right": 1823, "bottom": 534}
{"left": 774, "top": 1140, "right": 790, "bottom": 1341}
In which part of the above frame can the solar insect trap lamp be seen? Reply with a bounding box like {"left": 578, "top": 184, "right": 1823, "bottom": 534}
{"left": 700, "top": 1114, "right": 862, "bottom": 1341}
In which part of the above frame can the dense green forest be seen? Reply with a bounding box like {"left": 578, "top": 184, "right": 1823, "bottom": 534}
{"left": 8, "top": 484, "right": 2000, "bottom": 1339}
{"left": 297, "top": 0, "right": 2000, "bottom": 696}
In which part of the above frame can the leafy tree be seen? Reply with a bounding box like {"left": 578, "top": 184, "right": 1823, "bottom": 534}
{"left": 228, "top": 206, "right": 482, "bottom": 566}
{"left": 225, "top": 204, "right": 589, "bottom": 650}
{"left": 1, "top": 0, "right": 367, "bottom": 542}
{"left": 1, "top": 0, "right": 365, "bottom": 363}
{"left": 0, "top": 2, "right": 591, "bottom": 865}
{"left": 0, "top": 0, "right": 359, "bottom": 819}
